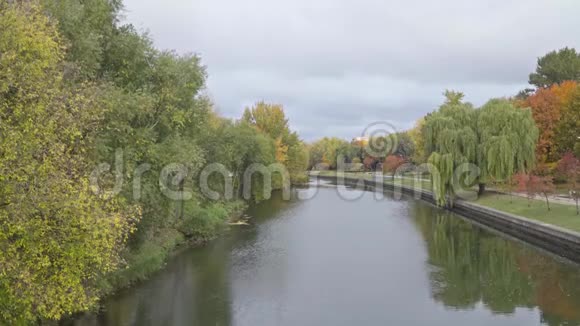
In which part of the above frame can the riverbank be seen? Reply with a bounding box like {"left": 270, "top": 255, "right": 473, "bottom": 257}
{"left": 95, "top": 201, "right": 248, "bottom": 301}
{"left": 315, "top": 173, "right": 580, "bottom": 264}
{"left": 314, "top": 171, "right": 580, "bottom": 231}
{"left": 58, "top": 201, "right": 248, "bottom": 324}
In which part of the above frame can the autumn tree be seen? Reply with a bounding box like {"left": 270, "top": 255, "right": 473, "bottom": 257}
{"left": 242, "top": 102, "right": 308, "bottom": 182}
{"left": 363, "top": 156, "right": 379, "bottom": 171}
{"left": 515, "top": 173, "right": 538, "bottom": 207}
{"left": 308, "top": 137, "right": 351, "bottom": 170}
{"left": 425, "top": 93, "right": 538, "bottom": 206}
{"left": 242, "top": 102, "right": 289, "bottom": 139}
{"left": 529, "top": 47, "right": 580, "bottom": 88}
{"left": 523, "top": 87, "right": 561, "bottom": 162}
{"left": 554, "top": 85, "right": 580, "bottom": 158}
{"left": 0, "top": 4, "right": 137, "bottom": 323}
{"left": 521, "top": 81, "right": 578, "bottom": 162}
{"left": 0, "top": 0, "right": 315, "bottom": 322}
{"left": 408, "top": 118, "right": 427, "bottom": 163}
{"left": 383, "top": 155, "right": 406, "bottom": 178}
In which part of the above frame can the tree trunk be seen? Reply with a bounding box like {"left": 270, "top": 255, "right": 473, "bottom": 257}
{"left": 478, "top": 183, "right": 486, "bottom": 196}
{"left": 178, "top": 178, "right": 185, "bottom": 220}
{"left": 544, "top": 194, "right": 550, "bottom": 211}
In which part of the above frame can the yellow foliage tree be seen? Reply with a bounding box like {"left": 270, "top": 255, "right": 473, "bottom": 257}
{"left": 0, "top": 4, "right": 138, "bottom": 323}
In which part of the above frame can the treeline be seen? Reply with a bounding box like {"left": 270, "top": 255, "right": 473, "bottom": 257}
{"left": 308, "top": 133, "right": 414, "bottom": 171}
{"left": 309, "top": 47, "right": 580, "bottom": 208}
{"left": 0, "top": 1, "right": 307, "bottom": 323}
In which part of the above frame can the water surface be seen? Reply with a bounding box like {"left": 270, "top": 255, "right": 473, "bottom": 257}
{"left": 71, "top": 184, "right": 580, "bottom": 326}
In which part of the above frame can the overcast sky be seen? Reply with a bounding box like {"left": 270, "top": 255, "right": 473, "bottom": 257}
{"left": 122, "top": 0, "right": 579, "bottom": 141}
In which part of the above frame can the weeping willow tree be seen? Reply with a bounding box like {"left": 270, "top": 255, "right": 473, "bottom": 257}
{"left": 425, "top": 91, "right": 538, "bottom": 206}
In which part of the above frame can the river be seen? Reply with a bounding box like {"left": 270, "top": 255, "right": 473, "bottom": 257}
{"left": 69, "top": 181, "right": 580, "bottom": 326}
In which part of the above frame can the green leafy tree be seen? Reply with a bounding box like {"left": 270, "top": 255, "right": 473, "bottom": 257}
{"left": 242, "top": 102, "right": 289, "bottom": 140}
{"left": 100, "top": 24, "right": 156, "bottom": 90}
{"left": 200, "top": 118, "right": 277, "bottom": 199}
{"left": 425, "top": 92, "right": 538, "bottom": 206}
{"left": 409, "top": 117, "right": 427, "bottom": 164}
{"left": 0, "top": 4, "right": 137, "bottom": 323}
{"left": 242, "top": 102, "right": 308, "bottom": 182}
{"left": 529, "top": 47, "right": 580, "bottom": 88}
{"left": 554, "top": 85, "right": 580, "bottom": 158}
{"left": 41, "top": 0, "right": 123, "bottom": 78}
{"left": 308, "top": 137, "right": 350, "bottom": 170}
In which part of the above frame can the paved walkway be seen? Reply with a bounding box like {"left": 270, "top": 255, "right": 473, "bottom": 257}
{"left": 496, "top": 190, "right": 578, "bottom": 206}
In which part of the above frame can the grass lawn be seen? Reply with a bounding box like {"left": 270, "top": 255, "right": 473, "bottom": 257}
{"left": 473, "top": 193, "right": 580, "bottom": 232}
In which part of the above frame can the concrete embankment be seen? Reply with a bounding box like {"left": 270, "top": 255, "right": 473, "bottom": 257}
{"left": 316, "top": 174, "right": 580, "bottom": 264}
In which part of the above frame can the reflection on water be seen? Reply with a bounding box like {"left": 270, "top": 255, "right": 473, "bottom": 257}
{"left": 68, "top": 186, "right": 580, "bottom": 326}
{"left": 411, "top": 203, "right": 580, "bottom": 325}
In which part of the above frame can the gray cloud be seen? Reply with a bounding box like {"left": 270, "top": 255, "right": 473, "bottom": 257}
{"left": 122, "top": 0, "right": 580, "bottom": 140}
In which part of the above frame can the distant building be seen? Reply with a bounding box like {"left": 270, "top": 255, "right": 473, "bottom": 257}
{"left": 353, "top": 136, "right": 369, "bottom": 142}
{"left": 352, "top": 136, "right": 369, "bottom": 145}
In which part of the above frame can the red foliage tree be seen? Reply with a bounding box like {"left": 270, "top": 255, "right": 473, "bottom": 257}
{"left": 522, "top": 81, "right": 578, "bottom": 162}
{"left": 363, "top": 156, "right": 378, "bottom": 171}
{"left": 524, "top": 88, "right": 561, "bottom": 162}
{"left": 515, "top": 172, "right": 555, "bottom": 211}
{"left": 383, "top": 155, "right": 406, "bottom": 178}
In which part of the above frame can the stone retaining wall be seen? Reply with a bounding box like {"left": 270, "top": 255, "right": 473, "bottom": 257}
{"left": 316, "top": 174, "right": 580, "bottom": 264}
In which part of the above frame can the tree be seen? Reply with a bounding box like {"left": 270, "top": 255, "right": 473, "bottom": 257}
{"left": 523, "top": 87, "right": 562, "bottom": 162}
{"left": 515, "top": 173, "right": 538, "bottom": 207}
{"left": 537, "top": 176, "right": 555, "bottom": 211}
{"left": 554, "top": 85, "right": 580, "bottom": 158}
{"left": 0, "top": 4, "right": 136, "bottom": 323}
{"left": 425, "top": 93, "right": 538, "bottom": 206}
{"left": 100, "top": 24, "right": 156, "bottom": 90}
{"left": 521, "top": 81, "right": 578, "bottom": 162}
{"left": 337, "top": 141, "right": 362, "bottom": 164}
{"left": 242, "top": 102, "right": 308, "bottom": 182}
{"left": 308, "top": 137, "right": 350, "bottom": 170}
{"left": 443, "top": 89, "right": 465, "bottom": 105}
{"left": 529, "top": 47, "right": 580, "bottom": 88}
{"left": 557, "top": 153, "right": 580, "bottom": 214}
{"left": 2, "top": 0, "right": 315, "bottom": 322}
{"left": 383, "top": 155, "right": 406, "bottom": 178}
{"left": 408, "top": 118, "right": 427, "bottom": 164}
{"left": 363, "top": 156, "right": 379, "bottom": 171}
{"left": 515, "top": 88, "right": 535, "bottom": 100}
{"left": 394, "top": 132, "right": 415, "bottom": 158}
{"left": 40, "top": 0, "right": 123, "bottom": 79}
{"left": 242, "top": 102, "right": 289, "bottom": 140}
{"left": 514, "top": 172, "right": 554, "bottom": 211}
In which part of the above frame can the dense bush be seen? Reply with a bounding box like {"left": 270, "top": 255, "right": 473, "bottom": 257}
{"left": 0, "top": 1, "right": 307, "bottom": 323}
